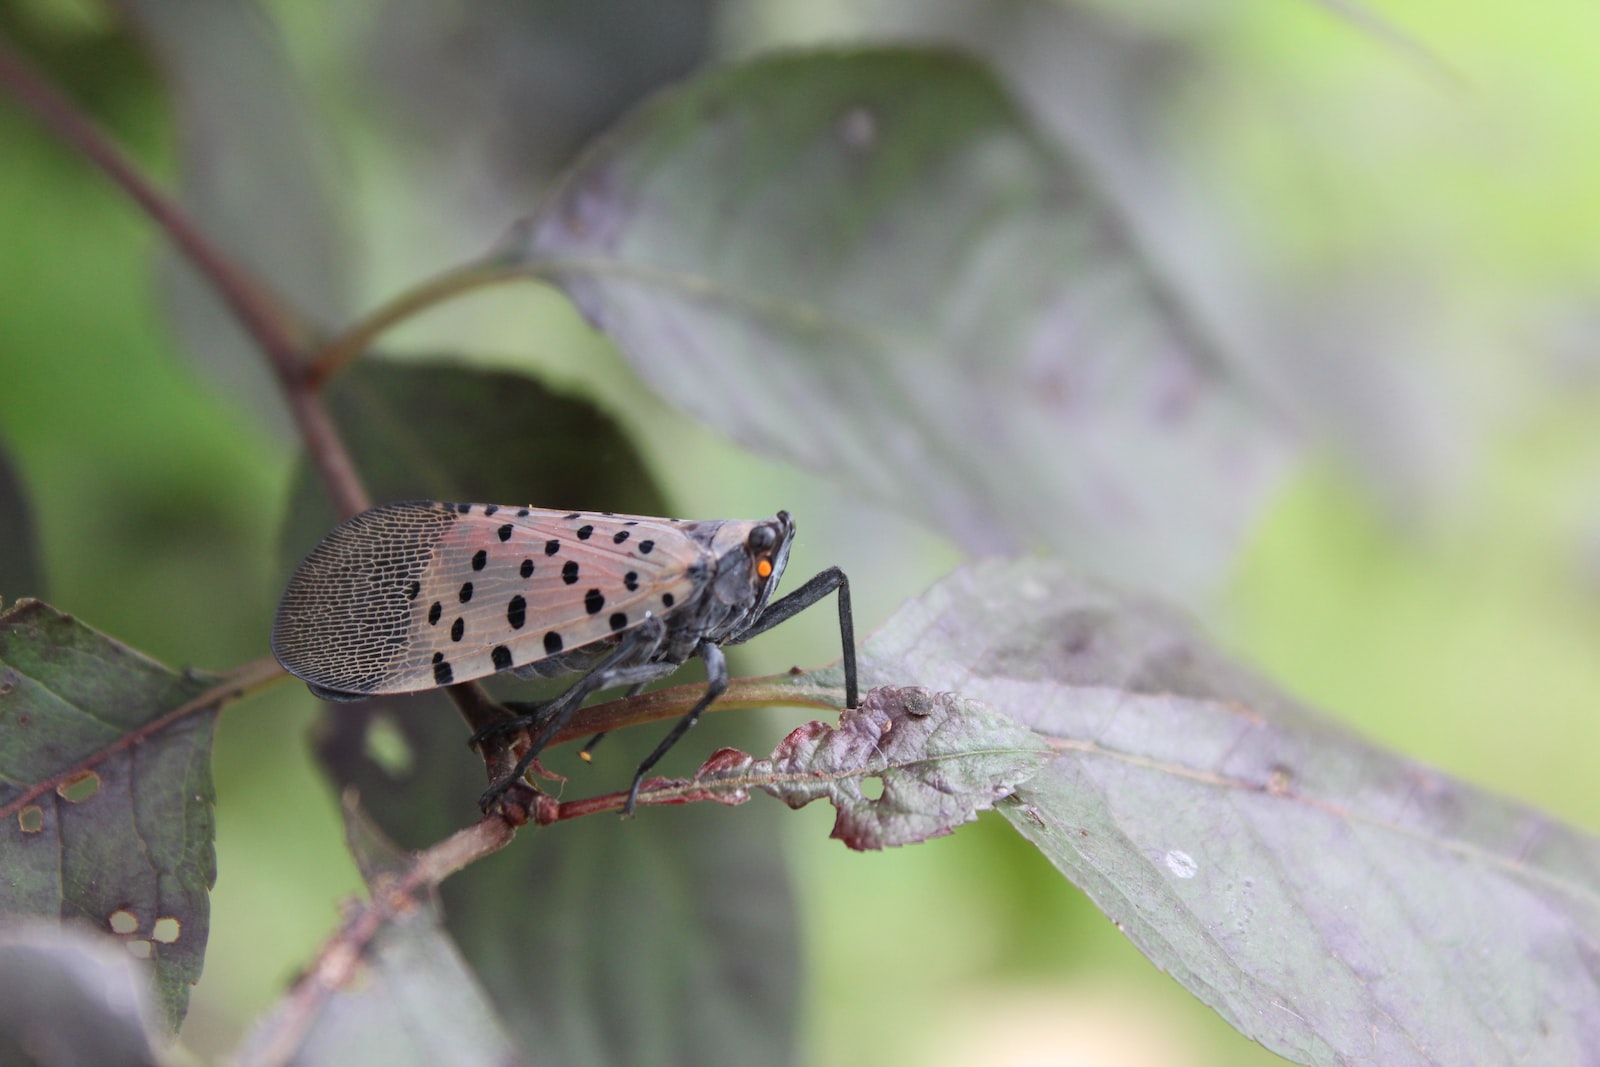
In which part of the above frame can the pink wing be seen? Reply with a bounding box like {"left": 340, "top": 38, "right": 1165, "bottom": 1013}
{"left": 272, "top": 502, "right": 704, "bottom": 696}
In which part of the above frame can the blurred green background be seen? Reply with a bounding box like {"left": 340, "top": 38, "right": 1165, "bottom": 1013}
{"left": 3, "top": 1, "right": 1599, "bottom": 1064}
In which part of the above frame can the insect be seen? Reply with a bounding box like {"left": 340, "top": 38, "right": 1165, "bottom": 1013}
{"left": 272, "top": 501, "right": 857, "bottom": 813}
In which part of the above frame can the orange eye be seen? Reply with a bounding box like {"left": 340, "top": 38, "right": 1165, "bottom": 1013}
{"left": 756, "top": 559, "right": 773, "bottom": 579}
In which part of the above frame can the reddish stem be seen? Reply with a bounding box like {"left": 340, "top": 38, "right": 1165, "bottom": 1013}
{"left": 0, "top": 655, "right": 284, "bottom": 822}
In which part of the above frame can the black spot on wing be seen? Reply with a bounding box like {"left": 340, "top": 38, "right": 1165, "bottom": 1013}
{"left": 459, "top": 582, "right": 474, "bottom": 603}
{"left": 544, "top": 631, "right": 563, "bottom": 654}
{"left": 562, "top": 560, "right": 579, "bottom": 585}
{"left": 497, "top": 524, "right": 513, "bottom": 542}
{"left": 609, "top": 612, "right": 627, "bottom": 632}
{"left": 471, "top": 549, "right": 487, "bottom": 571}
{"left": 451, "top": 617, "right": 464, "bottom": 642}
{"left": 433, "top": 652, "right": 453, "bottom": 685}
{"left": 585, "top": 589, "right": 604, "bottom": 614}
{"left": 545, "top": 539, "right": 560, "bottom": 556}
{"left": 491, "top": 645, "right": 513, "bottom": 671}
{"left": 520, "top": 559, "right": 534, "bottom": 579}
{"left": 507, "top": 595, "right": 526, "bottom": 629}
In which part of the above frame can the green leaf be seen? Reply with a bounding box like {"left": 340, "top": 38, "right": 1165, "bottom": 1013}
{"left": 699, "top": 686, "right": 1052, "bottom": 850}
{"left": 519, "top": 48, "right": 1290, "bottom": 596}
{"left": 287, "top": 359, "right": 801, "bottom": 1066}
{"left": 0, "top": 921, "right": 167, "bottom": 1067}
{"left": 0, "top": 600, "right": 221, "bottom": 1032}
{"left": 829, "top": 560, "right": 1600, "bottom": 1066}
{"left": 0, "top": 441, "right": 44, "bottom": 601}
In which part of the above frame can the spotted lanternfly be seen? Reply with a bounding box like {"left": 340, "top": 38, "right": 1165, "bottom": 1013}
{"left": 272, "top": 501, "right": 857, "bottom": 812}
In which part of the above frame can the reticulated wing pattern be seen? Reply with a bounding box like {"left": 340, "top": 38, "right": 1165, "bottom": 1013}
{"left": 273, "top": 502, "right": 703, "bottom": 696}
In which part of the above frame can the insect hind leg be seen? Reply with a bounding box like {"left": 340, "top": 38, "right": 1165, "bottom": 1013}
{"left": 577, "top": 681, "right": 650, "bottom": 762}
{"left": 624, "top": 640, "right": 727, "bottom": 816}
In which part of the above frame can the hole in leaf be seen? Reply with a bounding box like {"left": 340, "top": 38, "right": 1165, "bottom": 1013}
{"left": 18, "top": 805, "right": 43, "bottom": 833}
{"left": 363, "top": 714, "right": 414, "bottom": 778}
{"left": 125, "top": 940, "right": 152, "bottom": 959}
{"left": 109, "top": 910, "right": 139, "bottom": 935}
{"left": 861, "top": 775, "right": 885, "bottom": 801}
{"left": 152, "top": 918, "right": 181, "bottom": 943}
{"left": 58, "top": 771, "right": 100, "bottom": 803}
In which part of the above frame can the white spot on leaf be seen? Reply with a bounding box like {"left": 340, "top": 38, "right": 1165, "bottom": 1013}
{"left": 1164, "top": 849, "right": 1198, "bottom": 879}
{"left": 109, "top": 910, "right": 138, "bottom": 935}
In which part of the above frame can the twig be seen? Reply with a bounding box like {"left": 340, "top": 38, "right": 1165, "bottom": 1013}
{"left": 305, "top": 260, "right": 528, "bottom": 389}
{"left": 542, "top": 669, "right": 847, "bottom": 748}
{"left": 0, "top": 35, "right": 370, "bottom": 519}
{"left": 236, "top": 815, "right": 517, "bottom": 1067}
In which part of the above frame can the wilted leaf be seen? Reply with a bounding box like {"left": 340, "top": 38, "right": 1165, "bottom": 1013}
{"left": 286, "top": 359, "right": 801, "bottom": 1066}
{"left": 232, "top": 905, "right": 517, "bottom": 1067}
{"left": 692, "top": 686, "right": 1051, "bottom": 850}
{"left": 518, "top": 48, "right": 1290, "bottom": 596}
{"left": 819, "top": 560, "right": 1600, "bottom": 1066}
{"left": 0, "top": 601, "right": 223, "bottom": 1031}
{"left": 0, "top": 921, "right": 166, "bottom": 1067}
{"left": 0, "top": 442, "right": 44, "bottom": 601}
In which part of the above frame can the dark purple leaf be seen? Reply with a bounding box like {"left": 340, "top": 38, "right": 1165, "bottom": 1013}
{"left": 517, "top": 48, "right": 1291, "bottom": 597}
{"left": 286, "top": 359, "right": 801, "bottom": 1067}
{"left": 796, "top": 560, "right": 1600, "bottom": 1066}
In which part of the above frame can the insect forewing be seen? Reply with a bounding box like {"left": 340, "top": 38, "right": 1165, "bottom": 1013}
{"left": 272, "top": 502, "right": 703, "bottom": 698}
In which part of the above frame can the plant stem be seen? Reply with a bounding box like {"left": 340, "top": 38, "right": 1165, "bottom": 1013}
{"left": 546, "top": 670, "right": 848, "bottom": 748}
{"left": 236, "top": 815, "right": 517, "bottom": 1067}
{"left": 0, "top": 35, "right": 370, "bottom": 519}
{"left": 305, "top": 260, "right": 529, "bottom": 389}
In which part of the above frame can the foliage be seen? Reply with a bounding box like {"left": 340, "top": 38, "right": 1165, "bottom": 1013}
{"left": 3, "top": 4, "right": 1599, "bottom": 1067}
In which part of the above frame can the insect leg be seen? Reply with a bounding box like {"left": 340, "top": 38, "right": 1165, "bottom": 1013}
{"left": 578, "top": 682, "right": 648, "bottom": 762}
{"left": 624, "top": 640, "right": 727, "bottom": 816}
{"left": 728, "top": 566, "right": 857, "bottom": 709}
{"left": 478, "top": 617, "right": 670, "bottom": 812}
